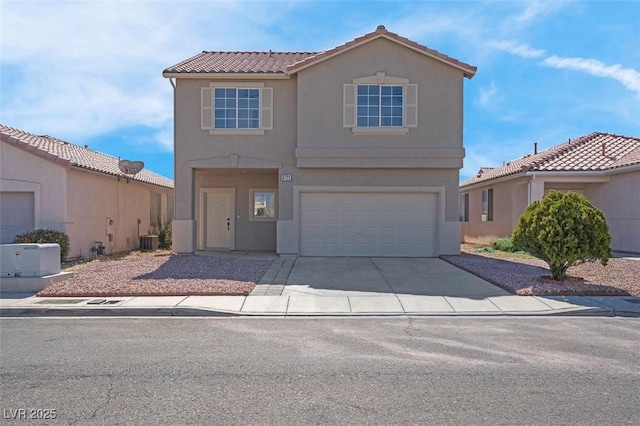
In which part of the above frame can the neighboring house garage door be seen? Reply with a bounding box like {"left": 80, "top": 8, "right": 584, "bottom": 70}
{"left": 300, "top": 192, "right": 438, "bottom": 257}
{"left": 0, "top": 192, "right": 35, "bottom": 244}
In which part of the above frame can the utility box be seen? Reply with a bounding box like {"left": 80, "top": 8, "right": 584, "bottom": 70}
{"left": 0, "top": 244, "right": 61, "bottom": 278}
{"left": 140, "top": 235, "right": 158, "bottom": 251}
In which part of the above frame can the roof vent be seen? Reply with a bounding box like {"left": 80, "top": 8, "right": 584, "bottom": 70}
{"left": 601, "top": 142, "right": 606, "bottom": 157}
{"left": 534, "top": 142, "right": 538, "bottom": 155}
{"left": 376, "top": 25, "right": 386, "bottom": 31}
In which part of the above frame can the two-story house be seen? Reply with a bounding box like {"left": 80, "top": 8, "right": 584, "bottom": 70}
{"left": 163, "top": 25, "right": 476, "bottom": 257}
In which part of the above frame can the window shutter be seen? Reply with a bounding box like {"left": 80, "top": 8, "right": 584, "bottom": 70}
{"left": 405, "top": 84, "right": 418, "bottom": 128}
{"left": 261, "top": 87, "right": 273, "bottom": 130}
{"left": 201, "top": 87, "right": 213, "bottom": 130}
{"left": 343, "top": 84, "right": 356, "bottom": 128}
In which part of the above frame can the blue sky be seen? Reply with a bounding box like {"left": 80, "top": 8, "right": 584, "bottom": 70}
{"left": 1, "top": 0, "right": 639, "bottom": 181}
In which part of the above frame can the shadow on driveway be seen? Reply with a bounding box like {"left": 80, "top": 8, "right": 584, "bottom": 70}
{"left": 282, "top": 257, "right": 509, "bottom": 299}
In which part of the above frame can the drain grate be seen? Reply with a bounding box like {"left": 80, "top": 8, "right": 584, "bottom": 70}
{"left": 35, "top": 299, "right": 89, "bottom": 305}
{"left": 87, "top": 299, "right": 123, "bottom": 305}
{"left": 623, "top": 298, "right": 640, "bottom": 304}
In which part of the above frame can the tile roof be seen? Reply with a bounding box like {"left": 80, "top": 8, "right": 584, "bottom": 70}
{"left": 286, "top": 25, "right": 476, "bottom": 78}
{"left": 163, "top": 25, "right": 476, "bottom": 78}
{"left": 0, "top": 124, "right": 174, "bottom": 189}
{"left": 164, "top": 51, "right": 318, "bottom": 74}
{"left": 460, "top": 132, "right": 640, "bottom": 188}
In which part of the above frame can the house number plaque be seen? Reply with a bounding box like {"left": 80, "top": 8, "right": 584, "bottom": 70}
{"left": 280, "top": 174, "right": 292, "bottom": 182}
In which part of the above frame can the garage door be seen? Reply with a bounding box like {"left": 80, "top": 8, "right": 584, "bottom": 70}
{"left": 300, "top": 192, "right": 438, "bottom": 257}
{"left": 0, "top": 192, "right": 35, "bottom": 243}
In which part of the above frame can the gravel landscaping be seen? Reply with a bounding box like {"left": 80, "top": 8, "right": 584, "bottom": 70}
{"left": 442, "top": 246, "right": 640, "bottom": 296}
{"left": 36, "top": 246, "right": 639, "bottom": 298}
{"left": 37, "top": 252, "right": 273, "bottom": 297}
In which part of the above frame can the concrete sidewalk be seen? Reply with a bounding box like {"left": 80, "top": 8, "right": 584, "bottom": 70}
{"left": 1, "top": 256, "right": 639, "bottom": 317}
{"left": 1, "top": 292, "right": 639, "bottom": 317}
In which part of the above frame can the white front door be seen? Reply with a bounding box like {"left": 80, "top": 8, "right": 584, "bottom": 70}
{"left": 205, "top": 189, "right": 235, "bottom": 250}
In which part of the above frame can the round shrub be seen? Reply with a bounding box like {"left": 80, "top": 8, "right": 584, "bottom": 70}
{"left": 492, "top": 237, "right": 519, "bottom": 253}
{"left": 512, "top": 191, "right": 611, "bottom": 280}
{"left": 13, "top": 228, "right": 70, "bottom": 261}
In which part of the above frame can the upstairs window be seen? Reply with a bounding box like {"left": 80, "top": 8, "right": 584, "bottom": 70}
{"left": 214, "top": 88, "right": 260, "bottom": 129}
{"left": 201, "top": 84, "right": 272, "bottom": 134}
{"left": 357, "top": 85, "right": 403, "bottom": 127}
{"left": 344, "top": 73, "right": 417, "bottom": 133}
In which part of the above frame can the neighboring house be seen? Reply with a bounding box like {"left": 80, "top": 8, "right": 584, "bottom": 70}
{"left": 163, "top": 25, "right": 476, "bottom": 257}
{"left": 459, "top": 132, "right": 640, "bottom": 254}
{"left": 0, "top": 125, "right": 175, "bottom": 259}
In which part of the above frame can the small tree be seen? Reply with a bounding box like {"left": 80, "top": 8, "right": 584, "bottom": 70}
{"left": 512, "top": 191, "right": 611, "bottom": 280}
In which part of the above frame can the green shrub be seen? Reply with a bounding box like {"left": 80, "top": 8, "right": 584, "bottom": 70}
{"left": 13, "top": 228, "right": 70, "bottom": 261}
{"left": 492, "top": 237, "right": 519, "bottom": 253}
{"left": 512, "top": 191, "right": 611, "bottom": 280}
{"left": 158, "top": 222, "right": 172, "bottom": 250}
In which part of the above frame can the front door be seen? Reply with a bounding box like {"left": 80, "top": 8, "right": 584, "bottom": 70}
{"left": 205, "top": 189, "right": 235, "bottom": 250}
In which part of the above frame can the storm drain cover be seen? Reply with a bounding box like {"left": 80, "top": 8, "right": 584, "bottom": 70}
{"left": 623, "top": 298, "right": 640, "bottom": 304}
{"left": 87, "top": 299, "right": 122, "bottom": 305}
{"left": 35, "top": 299, "right": 89, "bottom": 305}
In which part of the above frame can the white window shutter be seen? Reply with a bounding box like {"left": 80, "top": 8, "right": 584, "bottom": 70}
{"left": 261, "top": 87, "right": 273, "bottom": 130}
{"left": 343, "top": 84, "right": 356, "bottom": 128}
{"left": 405, "top": 84, "right": 418, "bottom": 128}
{"left": 201, "top": 87, "right": 213, "bottom": 130}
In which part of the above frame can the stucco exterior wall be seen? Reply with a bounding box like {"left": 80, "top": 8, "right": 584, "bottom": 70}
{"left": 585, "top": 170, "right": 640, "bottom": 253}
{"left": 296, "top": 38, "right": 463, "bottom": 151}
{"left": 66, "top": 169, "right": 174, "bottom": 258}
{"left": 461, "top": 177, "right": 529, "bottom": 244}
{"left": 1, "top": 142, "right": 68, "bottom": 235}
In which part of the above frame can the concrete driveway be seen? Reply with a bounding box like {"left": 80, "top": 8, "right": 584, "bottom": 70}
{"left": 281, "top": 257, "right": 509, "bottom": 298}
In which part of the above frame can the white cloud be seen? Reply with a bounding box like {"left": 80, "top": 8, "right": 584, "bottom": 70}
{"left": 514, "top": 0, "right": 570, "bottom": 26}
{"left": 487, "top": 40, "right": 546, "bottom": 58}
{"left": 0, "top": 0, "right": 288, "bottom": 150}
{"left": 478, "top": 81, "right": 498, "bottom": 107}
{"left": 543, "top": 55, "right": 640, "bottom": 97}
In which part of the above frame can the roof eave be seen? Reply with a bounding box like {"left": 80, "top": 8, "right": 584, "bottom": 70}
{"left": 162, "top": 71, "right": 291, "bottom": 80}
{"left": 460, "top": 169, "right": 528, "bottom": 190}
{"left": 287, "top": 33, "right": 477, "bottom": 78}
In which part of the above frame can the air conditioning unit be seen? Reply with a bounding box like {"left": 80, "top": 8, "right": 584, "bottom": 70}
{"left": 0, "top": 244, "right": 61, "bottom": 278}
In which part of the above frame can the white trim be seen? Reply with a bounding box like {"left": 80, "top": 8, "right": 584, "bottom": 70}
{"left": 351, "top": 127, "right": 409, "bottom": 135}
{"left": 208, "top": 129, "right": 265, "bottom": 136}
{"left": 353, "top": 73, "right": 409, "bottom": 85}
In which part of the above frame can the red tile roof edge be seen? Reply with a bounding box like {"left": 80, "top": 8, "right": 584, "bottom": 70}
{"left": 460, "top": 132, "right": 640, "bottom": 188}
{"left": 0, "top": 125, "right": 174, "bottom": 189}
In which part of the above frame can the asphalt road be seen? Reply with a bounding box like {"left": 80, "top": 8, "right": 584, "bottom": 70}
{"left": 1, "top": 317, "right": 639, "bottom": 425}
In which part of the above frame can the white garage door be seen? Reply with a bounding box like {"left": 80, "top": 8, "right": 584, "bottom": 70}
{"left": 0, "top": 192, "right": 35, "bottom": 243}
{"left": 300, "top": 192, "right": 438, "bottom": 257}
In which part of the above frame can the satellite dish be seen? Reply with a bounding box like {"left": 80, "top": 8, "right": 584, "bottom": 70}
{"left": 118, "top": 159, "right": 144, "bottom": 175}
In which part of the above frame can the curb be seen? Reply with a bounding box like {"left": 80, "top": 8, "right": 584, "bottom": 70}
{"left": 0, "top": 306, "right": 625, "bottom": 318}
